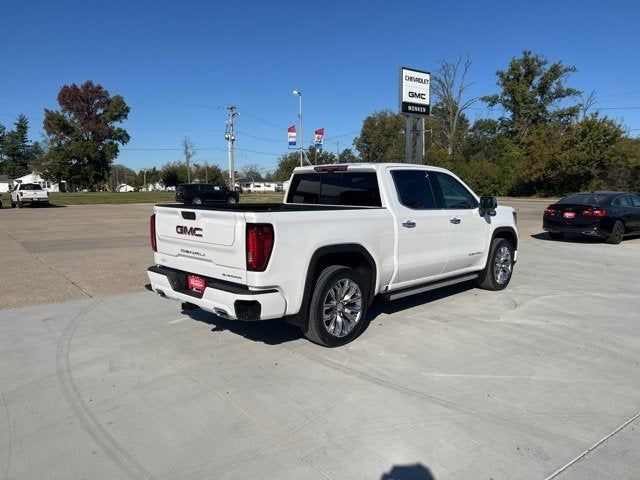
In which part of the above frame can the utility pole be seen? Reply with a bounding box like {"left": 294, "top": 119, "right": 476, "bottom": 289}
{"left": 224, "top": 105, "right": 238, "bottom": 189}
{"left": 337, "top": 140, "right": 341, "bottom": 161}
{"left": 292, "top": 90, "right": 303, "bottom": 167}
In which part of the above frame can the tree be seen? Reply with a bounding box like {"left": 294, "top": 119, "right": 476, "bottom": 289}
{"left": 271, "top": 152, "right": 301, "bottom": 181}
{"left": 192, "top": 162, "right": 225, "bottom": 184}
{"left": 307, "top": 146, "right": 337, "bottom": 165}
{"left": 482, "top": 50, "right": 581, "bottom": 140}
{"left": 1, "top": 114, "right": 41, "bottom": 177}
{"left": 354, "top": 110, "right": 405, "bottom": 162}
{"left": 109, "top": 164, "right": 138, "bottom": 191}
{"left": 161, "top": 161, "right": 188, "bottom": 187}
{"left": 238, "top": 163, "right": 264, "bottom": 182}
{"left": 337, "top": 148, "right": 358, "bottom": 163}
{"left": 431, "top": 56, "right": 476, "bottom": 155}
{"left": 42, "top": 80, "right": 130, "bottom": 189}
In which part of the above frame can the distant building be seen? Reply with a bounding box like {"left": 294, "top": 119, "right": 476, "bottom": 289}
{"left": 116, "top": 183, "right": 135, "bottom": 192}
{"left": 0, "top": 175, "right": 12, "bottom": 193}
{"left": 237, "top": 176, "right": 280, "bottom": 193}
{"left": 13, "top": 172, "right": 62, "bottom": 192}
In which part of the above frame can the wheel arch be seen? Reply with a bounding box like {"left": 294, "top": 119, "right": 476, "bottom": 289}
{"left": 492, "top": 226, "right": 518, "bottom": 251}
{"left": 285, "top": 243, "right": 378, "bottom": 328}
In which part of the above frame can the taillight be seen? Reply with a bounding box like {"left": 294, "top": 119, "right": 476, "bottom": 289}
{"left": 314, "top": 165, "right": 348, "bottom": 173}
{"left": 583, "top": 208, "right": 606, "bottom": 218}
{"left": 150, "top": 214, "right": 157, "bottom": 252}
{"left": 246, "top": 223, "right": 274, "bottom": 272}
{"left": 544, "top": 207, "right": 556, "bottom": 216}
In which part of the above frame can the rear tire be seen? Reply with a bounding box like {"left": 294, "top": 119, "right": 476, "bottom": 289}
{"left": 606, "top": 220, "right": 624, "bottom": 244}
{"left": 11, "top": 202, "right": 16, "bottom": 208}
{"left": 17, "top": 200, "right": 22, "bottom": 208}
{"left": 476, "top": 238, "right": 514, "bottom": 291}
{"left": 304, "top": 265, "right": 369, "bottom": 347}
{"left": 549, "top": 232, "right": 564, "bottom": 240}
{"left": 226, "top": 196, "right": 237, "bottom": 204}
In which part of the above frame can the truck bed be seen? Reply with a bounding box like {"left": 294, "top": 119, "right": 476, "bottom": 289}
{"left": 155, "top": 202, "right": 384, "bottom": 212}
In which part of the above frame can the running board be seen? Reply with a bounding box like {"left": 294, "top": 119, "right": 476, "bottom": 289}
{"left": 383, "top": 273, "right": 479, "bottom": 301}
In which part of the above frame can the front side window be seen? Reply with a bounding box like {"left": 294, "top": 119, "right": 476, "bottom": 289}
{"left": 391, "top": 170, "right": 436, "bottom": 209}
{"left": 432, "top": 172, "right": 478, "bottom": 209}
{"left": 630, "top": 194, "right": 640, "bottom": 207}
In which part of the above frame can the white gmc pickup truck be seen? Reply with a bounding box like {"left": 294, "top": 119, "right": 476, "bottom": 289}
{"left": 148, "top": 163, "right": 518, "bottom": 347}
{"left": 10, "top": 183, "right": 50, "bottom": 207}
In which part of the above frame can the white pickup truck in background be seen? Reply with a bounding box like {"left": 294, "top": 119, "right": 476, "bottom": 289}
{"left": 10, "top": 183, "right": 50, "bottom": 208}
{"left": 148, "top": 163, "right": 519, "bottom": 347}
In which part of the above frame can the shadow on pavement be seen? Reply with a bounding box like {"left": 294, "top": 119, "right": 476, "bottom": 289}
{"left": 368, "top": 280, "right": 476, "bottom": 322}
{"left": 381, "top": 463, "right": 435, "bottom": 480}
{"left": 147, "top": 280, "right": 478, "bottom": 346}
{"left": 531, "top": 231, "right": 604, "bottom": 244}
{"left": 184, "top": 307, "right": 304, "bottom": 345}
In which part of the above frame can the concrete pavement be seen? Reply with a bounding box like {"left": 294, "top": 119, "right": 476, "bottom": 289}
{"left": 1, "top": 202, "right": 639, "bottom": 478}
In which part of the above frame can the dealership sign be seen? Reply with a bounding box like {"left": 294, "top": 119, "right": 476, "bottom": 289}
{"left": 399, "top": 67, "right": 430, "bottom": 116}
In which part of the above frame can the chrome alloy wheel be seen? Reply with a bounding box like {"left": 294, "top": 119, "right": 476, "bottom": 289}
{"left": 322, "top": 278, "right": 363, "bottom": 338}
{"left": 493, "top": 245, "right": 512, "bottom": 285}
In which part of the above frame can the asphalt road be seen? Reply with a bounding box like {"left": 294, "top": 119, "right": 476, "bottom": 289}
{"left": 1, "top": 200, "right": 639, "bottom": 479}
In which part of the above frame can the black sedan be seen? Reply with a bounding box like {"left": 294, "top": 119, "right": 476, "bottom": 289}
{"left": 543, "top": 191, "right": 640, "bottom": 244}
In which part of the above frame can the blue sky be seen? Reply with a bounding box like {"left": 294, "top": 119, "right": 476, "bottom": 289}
{"left": 1, "top": 0, "right": 639, "bottom": 174}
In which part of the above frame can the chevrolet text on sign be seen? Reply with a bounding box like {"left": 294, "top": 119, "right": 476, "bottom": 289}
{"left": 399, "top": 67, "right": 430, "bottom": 116}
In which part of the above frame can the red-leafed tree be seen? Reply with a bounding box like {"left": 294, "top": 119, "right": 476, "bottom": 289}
{"left": 42, "top": 81, "right": 130, "bottom": 189}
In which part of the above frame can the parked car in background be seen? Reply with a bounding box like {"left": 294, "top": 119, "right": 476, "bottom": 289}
{"left": 543, "top": 191, "right": 640, "bottom": 244}
{"left": 175, "top": 183, "right": 240, "bottom": 205}
{"left": 10, "top": 183, "right": 50, "bottom": 207}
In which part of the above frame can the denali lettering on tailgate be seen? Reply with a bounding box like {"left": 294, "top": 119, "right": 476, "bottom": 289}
{"left": 176, "top": 225, "right": 203, "bottom": 237}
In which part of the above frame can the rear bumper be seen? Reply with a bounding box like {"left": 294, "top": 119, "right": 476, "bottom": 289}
{"left": 147, "top": 265, "right": 286, "bottom": 321}
{"left": 542, "top": 218, "right": 605, "bottom": 237}
{"left": 19, "top": 197, "right": 49, "bottom": 204}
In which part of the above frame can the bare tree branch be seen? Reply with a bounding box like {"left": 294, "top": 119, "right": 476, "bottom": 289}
{"left": 431, "top": 56, "right": 477, "bottom": 155}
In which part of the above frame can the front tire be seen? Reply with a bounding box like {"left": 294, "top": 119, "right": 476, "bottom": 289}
{"left": 304, "top": 266, "right": 369, "bottom": 347}
{"left": 606, "top": 220, "right": 624, "bottom": 244}
{"left": 477, "top": 238, "right": 514, "bottom": 291}
{"left": 192, "top": 197, "right": 203, "bottom": 205}
{"left": 226, "top": 196, "right": 237, "bottom": 204}
{"left": 17, "top": 200, "right": 23, "bottom": 208}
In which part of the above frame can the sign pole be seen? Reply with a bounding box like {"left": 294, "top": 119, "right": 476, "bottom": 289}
{"left": 405, "top": 116, "right": 412, "bottom": 163}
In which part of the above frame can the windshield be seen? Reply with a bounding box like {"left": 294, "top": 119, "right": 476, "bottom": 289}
{"left": 20, "top": 183, "right": 43, "bottom": 190}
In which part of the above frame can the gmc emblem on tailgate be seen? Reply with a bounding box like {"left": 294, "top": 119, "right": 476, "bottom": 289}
{"left": 176, "top": 225, "right": 203, "bottom": 237}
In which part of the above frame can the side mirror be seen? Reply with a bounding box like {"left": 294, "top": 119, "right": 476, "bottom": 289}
{"left": 480, "top": 196, "right": 497, "bottom": 216}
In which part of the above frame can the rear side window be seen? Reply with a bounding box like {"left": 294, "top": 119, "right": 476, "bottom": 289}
{"left": 612, "top": 195, "right": 632, "bottom": 207}
{"left": 431, "top": 172, "right": 478, "bottom": 209}
{"left": 391, "top": 170, "right": 437, "bottom": 209}
{"left": 631, "top": 194, "right": 640, "bottom": 207}
{"left": 287, "top": 172, "right": 381, "bottom": 206}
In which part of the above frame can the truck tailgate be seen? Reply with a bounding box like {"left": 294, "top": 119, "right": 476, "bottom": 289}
{"left": 154, "top": 205, "right": 247, "bottom": 283}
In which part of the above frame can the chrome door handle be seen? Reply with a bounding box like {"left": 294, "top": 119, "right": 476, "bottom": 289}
{"left": 402, "top": 220, "right": 416, "bottom": 228}
{"left": 450, "top": 217, "right": 461, "bottom": 224}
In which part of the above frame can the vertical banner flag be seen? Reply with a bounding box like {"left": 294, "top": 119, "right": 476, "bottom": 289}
{"left": 314, "top": 128, "right": 325, "bottom": 151}
{"left": 288, "top": 125, "right": 297, "bottom": 146}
